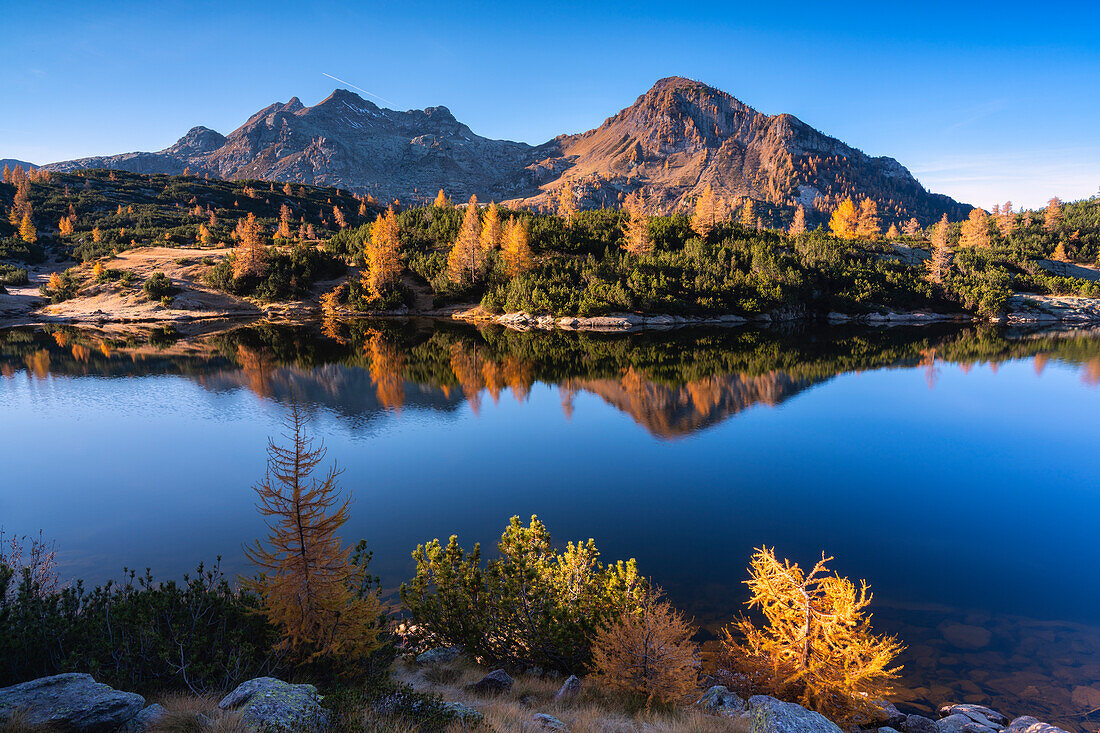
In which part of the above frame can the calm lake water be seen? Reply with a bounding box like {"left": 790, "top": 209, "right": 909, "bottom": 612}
{"left": 1, "top": 320, "right": 1098, "bottom": 729}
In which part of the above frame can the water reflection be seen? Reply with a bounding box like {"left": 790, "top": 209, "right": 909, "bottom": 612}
{"left": 4, "top": 320, "right": 1100, "bottom": 439}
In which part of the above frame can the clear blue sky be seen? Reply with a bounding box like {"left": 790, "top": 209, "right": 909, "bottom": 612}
{"left": 2, "top": 0, "right": 1098, "bottom": 209}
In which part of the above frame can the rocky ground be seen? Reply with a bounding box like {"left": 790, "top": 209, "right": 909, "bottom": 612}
{"left": 1, "top": 657, "right": 1084, "bottom": 733}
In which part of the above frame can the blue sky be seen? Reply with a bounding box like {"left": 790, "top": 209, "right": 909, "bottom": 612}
{"left": 2, "top": 0, "right": 1098, "bottom": 209}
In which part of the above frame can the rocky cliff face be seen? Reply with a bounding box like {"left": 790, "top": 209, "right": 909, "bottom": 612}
{"left": 41, "top": 78, "right": 969, "bottom": 225}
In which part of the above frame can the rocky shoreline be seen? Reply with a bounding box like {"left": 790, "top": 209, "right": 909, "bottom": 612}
{"left": 0, "top": 666, "right": 1080, "bottom": 733}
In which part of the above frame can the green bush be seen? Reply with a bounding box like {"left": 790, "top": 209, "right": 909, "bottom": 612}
{"left": 142, "top": 271, "right": 177, "bottom": 300}
{"left": 400, "top": 515, "right": 644, "bottom": 674}
{"left": 0, "top": 561, "right": 278, "bottom": 694}
{"left": 0, "top": 264, "right": 28, "bottom": 286}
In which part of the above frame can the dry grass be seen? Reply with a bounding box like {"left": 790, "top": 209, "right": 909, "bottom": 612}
{"left": 145, "top": 693, "right": 248, "bottom": 733}
{"left": 393, "top": 660, "right": 751, "bottom": 732}
{"left": 0, "top": 709, "right": 57, "bottom": 733}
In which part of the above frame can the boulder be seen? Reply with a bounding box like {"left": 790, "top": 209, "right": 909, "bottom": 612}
{"left": 941, "top": 624, "right": 992, "bottom": 650}
{"left": 554, "top": 675, "right": 580, "bottom": 701}
{"left": 880, "top": 729, "right": 902, "bottom": 733}
{"left": 939, "top": 704, "right": 1007, "bottom": 729}
{"left": 1003, "top": 718, "right": 1071, "bottom": 733}
{"left": 694, "top": 685, "right": 745, "bottom": 716}
{"left": 467, "top": 668, "right": 514, "bottom": 695}
{"left": 441, "top": 701, "right": 483, "bottom": 726}
{"left": 936, "top": 713, "right": 999, "bottom": 733}
{"left": 123, "top": 703, "right": 167, "bottom": 731}
{"left": 415, "top": 645, "right": 463, "bottom": 665}
{"left": 903, "top": 715, "right": 939, "bottom": 733}
{"left": 218, "top": 676, "right": 328, "bottom": 731}
{"left": 746, "top": 694, "right": 843, "bottom": 733}
{"left": 0, "top": 673, "right": 146, "bottom": 732}
{"left": 533, "top": 712, "right": 568, "bottom": 730}
{"left": 870, "top": 701, "right": 906, "bottom": 728}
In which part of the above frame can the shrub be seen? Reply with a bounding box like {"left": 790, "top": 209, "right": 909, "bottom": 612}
{"left": 0, "top": 264, "right": 28, "bottom": 286}
{"left": 590, "top": 585, "right": 700, "bottom": 707}
{"left": 400, "top": 515, "right": 644, "bottom": 674}
{"left": 717, "top": 547, "right": 903, "bottom": 726}
{"left": 0, "top": 559, "right": 278, "bottom": 695}
{"left": 143, "top": 271, "right": 177, "bottom": 300}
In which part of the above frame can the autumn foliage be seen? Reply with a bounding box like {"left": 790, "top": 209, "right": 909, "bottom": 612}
{"left": 590, "top": 585, "right": 699, "bottom": 706}
{"left": 244, "top": 405, "right": 385, "bottom": 665}
{"left": 719, "top": 547, "right": 903, "bottom": 725}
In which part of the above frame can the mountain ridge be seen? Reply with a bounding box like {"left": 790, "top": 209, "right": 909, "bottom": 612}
{"left": 37, "top": 77, "right": 971, "bottom": 225}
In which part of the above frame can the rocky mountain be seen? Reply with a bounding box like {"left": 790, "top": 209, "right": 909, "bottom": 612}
{"left": 40, "top": 78, "right": 970, "bottom": 225}
{"left": 0, "top": 159, "right": 37, "bottom": 172}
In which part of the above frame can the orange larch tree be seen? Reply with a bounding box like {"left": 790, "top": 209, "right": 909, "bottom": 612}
{"left": 502, "top": 215, "right": 533, "bottom": 279}
{"left": 479, "top": 202, "right": 502, "bottom": 253}
{"left": 447, "top": 195, "right": 484, "bottom": 284}
{"left": 364, "top": 206, "right": 402, "bottom": 300}
{"left": 829, "top": 198, "right": 858, "bottom": 239}
{"left": 855, "top": 198, "right": 881, "bottom": 240}
{"left": 232, "top": 213, "right": 269, "bottom": 279}
{"left": 789, "top": 205, "right": 807, "bottom": 236}
{"left": 621, "top": 191, "right": 653, "bottom": 257}
{"left": 691, "top": 184, "right": 718, "bottom": 238}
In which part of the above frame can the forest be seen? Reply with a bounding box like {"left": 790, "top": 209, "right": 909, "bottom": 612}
{"left": 2, "top": 165, "right": 1099, "bottom": 319}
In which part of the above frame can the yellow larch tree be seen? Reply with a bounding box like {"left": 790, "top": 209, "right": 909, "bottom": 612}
{"left": 233, "top": 213, "right": 269, "bottom": 278}
{"left": 243, "top": 405, "right": 384, "bottom": 662}
{"left": 363, "top": 206, "right": 402, "bottom": 300}
{"left": 789, "top": 205, "right": 807, "bottom": 236}
{"left": 19, "top": 213, "right": 37, "bottom": 244}
{"left": 433, "top": 189, "right": 451, "bottom": 208}
{"left": 447, "top": 195, "right": 484, "bottom": 284}
{"left": 557, "top": 182, "right": 578, "bottom": 223}
{"left": 855, "top": 198, "right": 881, "bottom": 240}
{"left": 959, "top": 208, "right": 991, "bottom": 248}
{"left": 885, "top": 223, "right": 899, "bottom": 239}
{"left": 902, "top": 218, "right": 921, "bottom": 237}
{"left": 721, "top": 547, "right": 903, "bottom": 726}
{"left": 927, "top": 214, "right": 951, "bottom": 284}
{"left": 333, "top": 206, "right": 348, "bottom": 229}
{"left": 282, "top": 182, "right": 293, "bottom": 196}
{"left": 198, "top": 223, "right": 213, "bottom": 245}
{"left": 479, "top": 202, "right": 502, "bottom": 253}
{"left": 1044, "top": 197, "right": 1063, "bottom": 232}
{"left": 621, "top": 191, "right": 653, "bottom": 257}
{"left": 277, "top": 204, "right": 293, "bottom": 239}
{"left": 502, "top": 216, "right": 533, "bottom": 279}
{"left": 829, "top": 198, "right": 859, "bottom": 239}
{"left": 740, "top": 198, "right": 756, "bottom": 228}
{"left": 691, "top": 184, "right": 718, "bottom": 237}
{"left": 591, "top": 585, "right": 700, "bottom": 705}
{"left": 92, "top": 227, "right": 102, "bottom": 243}
{"left": 995, "top": 201, "right": 1015, "bottom": 237}
{"left": 58, "top": 216, "right": 74, "bottom": 236}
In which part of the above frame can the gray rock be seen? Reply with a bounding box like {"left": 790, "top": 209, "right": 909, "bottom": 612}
{"left": 218, "top": 677, "right": 328, "bottom": 731}
{"left": 747, "top": 694, "right": 843, "bottom": 733}
{"left": 880, "top": 729, "right": 902, "bottom": 733}
{"left": 1004, "top": 718, "right": 1072, "bottom": 733}
{"left": 695, "top": 685, "right": 745, "bottom": 716}
{"left": 939, "top": 704, "right": 1008, "bottom": 728}
{"left": 415, "top": 645, "right": 463, "bottom": 665}
{"left": 122, "top": 703, "right": 167, "bottom": 731}
{"left": 0, "top": 673, "right": 146, "bottom": 732}
{"left": 533, "top": 712, "right": 568, "bottom": 730}
{"left": 903, "top": 715, "right": 939, "bottom": 733}
{"left": 938, "top": 714, "right": 996, "bottom": 733}
{"left": 467, "top": 668, "right": 513, "bottom": 695}
{"left": 554, "top": 675, "right": 580, "bottom": 701}
{"left": 871, "top": 701, "right": 906, "bottom": 728}
{"left": 441, "top": 701, "right": 483, "bottom": 726}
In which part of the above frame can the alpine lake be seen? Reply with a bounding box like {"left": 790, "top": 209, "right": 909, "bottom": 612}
{"left": 1, "top": 318, "right": 1098, "bottom": 731}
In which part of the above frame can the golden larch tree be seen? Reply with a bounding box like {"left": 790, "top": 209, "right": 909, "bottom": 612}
{"left": 995, "top": 201, "right": 1015, "bottom": 237}
{"left": 721, "top": 547, "right": 903, "bottom": 726}
{"left": 591, "top": 585, "right": 699, "bottom": 706}
{"left": 885, "top": 223, "right": 899, "bottom": 239}
{"left": 58, "top": 216, "right": 74, "bottom": 236}
{"left": 855, "top": 198, "right": 881, "bottom": 240}
{"left": 1044, "top": 197, "right": 1063, "bottom": 232}
{"left": 789, "top": 205, "right": 807, "bottom": 236}
{"left": 902, "top": 218, "right": 921, "bottom": 237}
{"left": 829, "top": 198, "right": 858, "bottom": 239}
{"left": 959, "top": 208, "right": 991, "bottom": 248}
{"left": 557, "top": 182, "right": 578, "bottom": 223}
{"left": 446, "top": 195, "right": 484, "bottom": 284}
{"left": 433, "top": 189, "right": 450, "bottom": 208}
{"left": 364, "top": 206, "right": 402, "bottom": 300}
{"left": 479, "top": 202, "right": 502, "bottom": 253}
{"left": 233, "top": 213, "right": 269, "bottom": 279}
{"left": 92, "top": 227, "right": 102, "bottom": 243}
{"left": 927, "top": 214, "right": 951, "bottom": 284}
{"left": 621, "top": 191, "right": 653, "bottom": 257}
{"left": 333, "top": 206, "right": 347, "bottom": 229}
{"left": 278, "top": 204, "right": 293, "bottom": 238}
{"left": 740, "top": 198, "right": 756, "bottom": 228}
{"left": 282, "top": 182, "right": 293, "bottom": 196}
{"left": 19, "top": 213, "right": 37, "bottom": 244}
{"left": 691, "top": 184, "right": 718, "bottom": 237}
{"left": 502, "top": 216, "right": 533, "bottom": 279}
{"left": 243, "top": 404, "right": 384, "bottom": 662}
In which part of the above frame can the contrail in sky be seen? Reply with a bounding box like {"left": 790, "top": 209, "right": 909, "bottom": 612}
{"left": 321, "top": 73, "right": 396, "bottom": 107}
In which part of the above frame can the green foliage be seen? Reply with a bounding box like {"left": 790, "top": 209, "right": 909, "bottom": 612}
{"left": 142, "top": 271, "right": 177, "bottom": 300}
{"left": 0, "top": 264, "right": 28, "bottom": 286}
{"left": 0, "top": 560, "right": 278, "bottom": 695}
{"left": 400, "top": 515, "right": 644, "bottom": 674}
{"left": 205, "top": 246, "right": 345, "bottom": 302}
